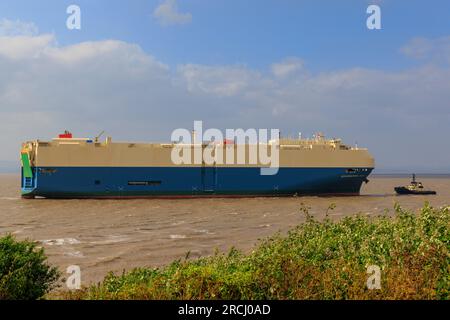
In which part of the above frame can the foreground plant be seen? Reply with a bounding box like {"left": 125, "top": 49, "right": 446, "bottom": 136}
{"left": 65, "top": 203, "right": 449, "bottom": 300}
{"left": 0, "top": 235, "right": 60, "bottom": 300}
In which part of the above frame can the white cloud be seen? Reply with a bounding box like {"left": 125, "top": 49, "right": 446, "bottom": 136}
{"left": 153, "top": 0, "right": 192, "bottom": 26}
{"left": 0, "top": 19, "right": 39, "bottom": 36}
{"left": 271, "top": 57, "right": 304, "bottom": 78}
{"left": 179, "top": 64, "right": 264, "bottom": 97}
{"left": 0, "top": 27, "right": 449, "bottom": 171}
{"left": 0, "top": 34, "right": 54, "bottom": 60}
{"left": 401, "top": 36, "right": 450, "bottom": 64}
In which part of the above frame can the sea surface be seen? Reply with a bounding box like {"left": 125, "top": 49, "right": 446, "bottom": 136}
{"left": 0, "top": 174, "right": 449, "bottom": 285}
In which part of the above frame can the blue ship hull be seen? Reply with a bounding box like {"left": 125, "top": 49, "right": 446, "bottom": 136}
{"left": 21, "top": 166, "right": 373, "bottom": 199}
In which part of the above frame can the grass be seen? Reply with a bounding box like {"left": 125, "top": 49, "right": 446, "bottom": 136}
{"left": 62, "top": 203, "right": 449, "bottom": 300}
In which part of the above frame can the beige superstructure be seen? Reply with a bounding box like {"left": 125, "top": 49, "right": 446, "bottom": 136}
{"left": 22, "top": 134, "right": 374, "bottom": 169}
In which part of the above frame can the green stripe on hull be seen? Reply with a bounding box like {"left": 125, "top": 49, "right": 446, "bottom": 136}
{"left": 21, "top": 153, "right": 33, "bottom": 178}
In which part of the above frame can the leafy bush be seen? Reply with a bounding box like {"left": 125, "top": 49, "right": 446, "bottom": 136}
{"left": 0, "top": 235, "right": 60, "bottom": 300}
{"left": 65, "top": 203, "right": 449, "bottom": 300}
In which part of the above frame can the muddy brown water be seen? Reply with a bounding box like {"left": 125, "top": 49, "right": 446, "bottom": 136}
{"left": 0, "top": 174, "right": 448, "bottom": 285}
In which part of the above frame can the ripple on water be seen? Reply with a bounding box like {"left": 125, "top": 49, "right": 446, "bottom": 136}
{"left": 89, "top": 235, "right": 130, "bottom": 245}
{"left": 64, "top": 250, "right": 84, "bottom": 258}
{"left": 170, "top": 234, "right": 187, "bottom": 239}
{"left": 192, "top": 229, "right": 215, "bottom": 235}
{"left": 11, "top": 226, "right": 34, "bottom": 234}
{"left": 40, "top": 238, "right": 81, "bottom": 246}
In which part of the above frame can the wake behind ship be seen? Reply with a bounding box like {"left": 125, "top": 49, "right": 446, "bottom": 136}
{"left": 20, "top": 132, "right": 374, "bottom": 199}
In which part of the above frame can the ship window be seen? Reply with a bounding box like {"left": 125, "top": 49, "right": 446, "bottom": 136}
{"left": 346, "top": 169, "right": 356, "bottom": 173}
{"left": 128, "top": 181, "right": 162, "bottom": 186}
{"left": 94, "top": 180, "right": 101, "bottom": 185}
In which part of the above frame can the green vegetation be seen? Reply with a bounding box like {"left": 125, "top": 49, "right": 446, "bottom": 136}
{"left": 0, "top": 235, "right": 60, "bottom": 300}
{"left": 64, "top": 203, "right": 449, "bottom": 300}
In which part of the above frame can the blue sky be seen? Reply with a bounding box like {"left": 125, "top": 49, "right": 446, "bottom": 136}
{"left": 0, "top": 1, "right": 450, "bottom": 172}
{"left": 1, "top": 0, "right": 449, "bottom": 70}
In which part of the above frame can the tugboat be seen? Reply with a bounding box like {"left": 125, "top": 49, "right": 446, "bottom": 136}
{"left": 395, "top": 174, "right": 437, "bottom": 195}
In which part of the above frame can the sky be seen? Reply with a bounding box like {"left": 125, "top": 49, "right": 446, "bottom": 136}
{"left": 0, "top": 0, "right": 450, "bottom": 172}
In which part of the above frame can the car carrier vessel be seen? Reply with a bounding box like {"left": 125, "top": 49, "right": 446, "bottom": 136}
{"left": 20, "top": 132, "right": 374, "bottom": 199}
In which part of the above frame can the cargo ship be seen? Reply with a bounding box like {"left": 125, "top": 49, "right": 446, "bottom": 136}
{"left": 20, "top": 132, "right": 374, "bottom": 199}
